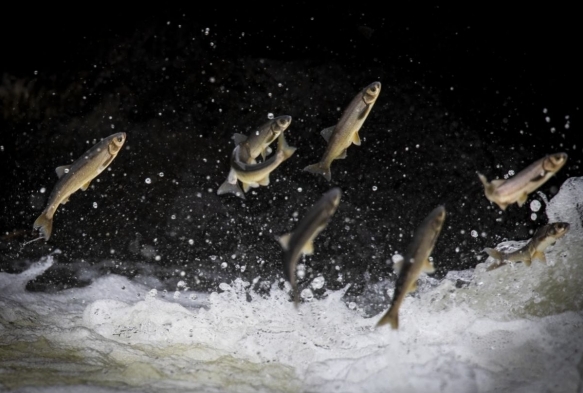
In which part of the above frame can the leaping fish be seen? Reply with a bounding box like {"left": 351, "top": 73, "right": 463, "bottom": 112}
{"left": 376, "top": 205, "right": 446, "bottom": 330}
{"left": 484, "top": 222, "right": 570, "bottom": 271}
{"left": 478, "top": 152, "right": 567, "bottom": 210}
{"left": 217, "top": 132, "right": 296, "bottom": 199}
{"left": 304, "top": 81, "right": 381, "bottom": 181}
{"left": 277, "top": 188, "right": 342, "bottom": 307}
{"left": 233, "top": 115, "right": 292, "bottom": 164}
{"left": 33, "top": 132, "right": 127, "bottom": 241}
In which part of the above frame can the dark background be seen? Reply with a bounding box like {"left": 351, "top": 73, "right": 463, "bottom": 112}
{"left": 1, "top": 6, "right": 580, "bottom": 313}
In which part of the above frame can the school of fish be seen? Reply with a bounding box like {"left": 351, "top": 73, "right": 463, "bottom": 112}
{"left": 30, "top": 81, "right": 572, "bottom": 331}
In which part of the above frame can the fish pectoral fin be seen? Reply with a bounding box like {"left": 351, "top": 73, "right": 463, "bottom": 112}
{"left": 55, "top": 165, "right": 72, "bottom": 178}
{"left": 422, "top": 259, "right": 436, "bottom": 273}
{"left": 80, "top": 180, "right": 92, "bottom": 191}
{"left": 517, "top": 192, "right": 529, "bottom": 207}
{"left": 533, "top": 251, "right": 546, "bottom": 264}
{"left": 277, "top": 233, "right": 291, "bottom": 250}
{"left": 258, "top": 175, "right": 270, "bottom": 186}
{"left": 496, "top": 202, "right": 509, "bottom": 211}
{"left": 408, "top": 280, "right": 418, "bottom": 292}
{"left": 320, "top": 126, "right": 335, "bottom": 143}
{"left": 232, "top": 133, "right": 247, "bottom": 145}
{"left": 352, "top": 131, "right": 361, "bottom": 146}
{"left": 242, "top": 182, "right": 252, "bottom": 193}
{"left": 302, "top": 240, "right": 315, "bottom": 255}
{"left": 337, "top": 148, "right": 348, "bottom": 159}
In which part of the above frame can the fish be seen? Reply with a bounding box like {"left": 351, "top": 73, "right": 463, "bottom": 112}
{"left": 484, "top": 222, "right": 570, "bottom": 270}
{"left": 478, "top": 152, "right": 568, "bottom": 210}
{"left": 376, "top": 205, "right": 446, "bottom": 329}
{"left": 277, "top": 187, "right": 342, "bottom": 306}
{"left": 232, "top": 115, "right": 292, "bottom": 164}
{"left": 33, "top": 132, "right": 127, "bottom": 241}
{"left": 304, "top": 81, "right": 381, "bottom": 181}
{"left": 217, "top": 132, "right": 296, "bottom": 199}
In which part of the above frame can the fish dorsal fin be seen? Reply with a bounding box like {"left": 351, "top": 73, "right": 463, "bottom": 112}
{"left": 517, "top": 192, "right": 529, "bottom": 207}
{"left": 258, "top": 175, "right": 270, "bottom": 186}
{"left": 491, "top": 179, "right": 505, "bottom": 187}
{"left": 352, "top": 131, "right": 361, "bottom": 146}
{"left": 320, "top": 126, "right": 335, "bottom": 143}
{"left": 55, "top": 165, "right": 72, "bottom": 178}
{"left": 232, "top": 133, "right": 247, "bottom": 145}
{"left": 80, "top": 180, "right": 92, "bottom": 191}
{"left": 393, "top": 259, "right": 404, "bottom": 274}
{"left": 302, "top": 240, "right": 314, "bottom": 256}
{"left": 422, "top": 259, "right": 435, "bottom": 273}
{"left": 278, "top": 233, "right": 292, "bottom": 250}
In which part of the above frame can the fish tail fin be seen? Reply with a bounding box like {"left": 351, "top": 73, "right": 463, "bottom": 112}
{"left": 376, "top": 307, "right": 399, "bottom": 330}
{"left": 278, "top": 133, "right": 297, "bottom": 160}
{"left": 304, "top": 162, "right": 332, "bottom": 181}
{"left": 33, "top": 213, "right": 53, "bottom": 241}
{"left": 483, "top": 247, "right": 503, "bottom": 261}
{"left": 217, "top": 180, "right": 245, "bottom": 199}
{"left": 477, "top": 172, "right": 496, "bottom": 195}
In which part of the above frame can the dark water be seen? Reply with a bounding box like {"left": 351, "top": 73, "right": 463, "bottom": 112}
{"left": 0, "top": 7, "right": 580, "bottom": 313}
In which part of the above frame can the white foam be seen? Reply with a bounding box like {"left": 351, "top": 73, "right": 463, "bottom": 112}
{"left": 2, "top": 178, "right": 583, "bottom": 392}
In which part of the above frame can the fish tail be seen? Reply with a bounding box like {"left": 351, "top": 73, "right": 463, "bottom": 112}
{"left": 278, "top": 133, "right": 297, "bottom": 160}
{"left": 483, "top": 247, "right": 503, "bottom": 261}
{"left": 376, "top": 307, "right": 399, "bottom": 330}
{"left": 217, "top": 180, "right": 245, "bottom": 199}
{"left": 33, "top": 213, "right": 53, "bottom": 241}
{"left": 477, "top": 172, "right": 496, "bottom": 195}
{"left": 304, "top": 162, "right": 332, "bottom": 181}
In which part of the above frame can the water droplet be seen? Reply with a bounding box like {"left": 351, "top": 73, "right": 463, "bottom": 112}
{"left": 145, "top": 178, "right": 152, "bottom": 184}
{"left": 93, "top": 202, "right": 98, "bottom": 209}
{"left": 158, "top": 172, "right": 164, "bottom": 177}
{"left": 471, "top": 230, "right": 478, "bottom": 238}
{"left": 372, "top": 185, "right": 377, "bottom": 191}
{"left": 530, "top": 200, "right": 541, "bottom": 212}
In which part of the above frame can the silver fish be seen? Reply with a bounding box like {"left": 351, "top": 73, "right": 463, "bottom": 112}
{"left": 232, "top": 115, "right": 292, "bottom": 164}
{"left": 484, "top": 222, "right": 570, "bottom": 270}
{"left": 277, "top": 188, "right": 342, "bottom": 306}
{"left": 304, "top": 81, "right": 381, "bottom": 181}
{"left": 217, "top": 132, "right": 296, "bottom": 199}
{"left": 377, "top": 205, "right": 446, "bottom": 329}
{"left": 33, "top": 132, "right": 127, "bottom": 241}
{"left": 478, "top": 153, "right": 567, "bottom": 210}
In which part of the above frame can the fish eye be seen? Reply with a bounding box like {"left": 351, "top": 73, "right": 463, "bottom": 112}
{"left": 117, "top": 136, "right": 123, "bottom": 142}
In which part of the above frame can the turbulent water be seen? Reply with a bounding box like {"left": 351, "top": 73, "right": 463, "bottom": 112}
{"left": 1, "top": 177, "right": 583, "bottom": 393}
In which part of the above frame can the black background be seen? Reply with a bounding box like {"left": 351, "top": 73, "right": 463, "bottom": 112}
{"left": 1, "top": 5, "right": 580, "bottom": 311}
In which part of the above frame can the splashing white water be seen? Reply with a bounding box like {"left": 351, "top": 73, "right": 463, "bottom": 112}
{"left": 1, "top": 179, "right": 583, "bottom": 392}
